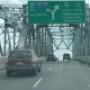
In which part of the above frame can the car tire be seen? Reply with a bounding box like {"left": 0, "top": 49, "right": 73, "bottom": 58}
{"left": 32, "top": 69, "right": 37, "bottom": 76}
{"left": 6, "top": 70, "right": 12, "bottom": 76}
{"left": 38, "top": 68, "right": 41, "bottom": 73}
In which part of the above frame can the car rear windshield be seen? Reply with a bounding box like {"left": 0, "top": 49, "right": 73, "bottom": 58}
{"left": 9, "top": 51, "right": 31, "bottom": 57}
{"left": 64, "top": 54, "right": 70, "bottom": 57}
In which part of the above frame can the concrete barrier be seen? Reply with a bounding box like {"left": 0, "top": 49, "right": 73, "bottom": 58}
{"left": 0, "top": 56, "right": 7, "bottom": 70}
{"left": 74, "top": 56, "right": 90, "bottom": 64}
{"left": 37, "top": 56, "right": 46, "bottom": 62}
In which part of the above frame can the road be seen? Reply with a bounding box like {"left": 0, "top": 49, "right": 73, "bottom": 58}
{"left": 0, "top": 61, "right": 90, "bottom": 90}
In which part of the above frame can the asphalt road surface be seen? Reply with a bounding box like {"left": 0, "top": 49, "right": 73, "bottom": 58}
{"left": 0, "top": 61, "right": 90, "bottom": 90}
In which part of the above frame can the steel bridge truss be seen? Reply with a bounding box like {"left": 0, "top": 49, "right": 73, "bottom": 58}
{"left": 0, "top": 4, "right": 76, "bottom": 56}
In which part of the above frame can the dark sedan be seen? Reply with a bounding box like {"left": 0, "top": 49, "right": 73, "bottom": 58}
{"left": 6, "top": 49, "right": 42, "bottom": 76}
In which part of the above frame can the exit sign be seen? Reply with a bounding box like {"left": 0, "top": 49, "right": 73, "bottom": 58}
{"left": 28, "top": 1, "right": 85, "bottom": 24}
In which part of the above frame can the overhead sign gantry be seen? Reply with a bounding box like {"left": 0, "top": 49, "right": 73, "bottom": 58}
{"left": 28, "top": 0, "right": 85, "bottom": 24}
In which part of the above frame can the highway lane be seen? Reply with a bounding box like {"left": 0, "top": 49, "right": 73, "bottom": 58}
{"left": 0, "top": 61, "right": 90, "bottom": 90}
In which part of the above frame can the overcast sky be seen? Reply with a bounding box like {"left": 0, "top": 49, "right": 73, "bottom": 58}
{"left": 0, "top": 0, "right": 27, "bottom": 4}
{"left": 0, "top": 0, "right": 90, "bottom": 5}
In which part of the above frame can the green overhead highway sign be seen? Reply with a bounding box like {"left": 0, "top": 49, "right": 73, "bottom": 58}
{"left": 28, "top": 1, "right": 85, "bottom": 24}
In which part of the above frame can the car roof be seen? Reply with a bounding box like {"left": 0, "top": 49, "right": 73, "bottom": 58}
{"left": 10, "top": 49, "right": 31, "bottom": 53}
{"left": 11, "top": 49, "right": 30, "bottom": 51}
{"left": 63, "top": 53, "right": 70, "bottom": 55}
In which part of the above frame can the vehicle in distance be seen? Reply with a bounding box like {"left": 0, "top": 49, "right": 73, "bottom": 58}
{"left": 46, "top": 54, "right": 58, "bottom": 62}
{"left": 6, "top": 49, "right": 42, "bottom": 76}
{"left": 63, "top": 53, "right": 71, "bottom": 61}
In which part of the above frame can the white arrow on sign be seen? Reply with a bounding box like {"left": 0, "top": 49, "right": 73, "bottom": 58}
{"left": 47, "top": 5, "right": 59, "bottom": 21}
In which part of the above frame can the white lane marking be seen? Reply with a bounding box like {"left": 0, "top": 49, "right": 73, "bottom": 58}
{"left": 87, "top": 68, "right": 90, "bottom": 71}
{"left": 33, "top": 78, "right": 43, "bottom": 88}
{"left": 48, "top": 67, "right": 52, "bottom": 71}
{"left": 0, "top": 70, "right": 5, "bottom": 73}
{"left": 89, "top": 84, "right": 90, "bottom": 88}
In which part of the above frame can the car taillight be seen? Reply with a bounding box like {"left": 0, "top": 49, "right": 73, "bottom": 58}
{"left": 26, "top": 57, "right": 31, "bottom": 61}
{"left": 27, "top": 60, "right": 35, "bottom": 64}
{"left": 6, "top": 57, "right": 14, "bottom": 64}
{"left": 26, "top": 57, "right": 36, "bottom": 64}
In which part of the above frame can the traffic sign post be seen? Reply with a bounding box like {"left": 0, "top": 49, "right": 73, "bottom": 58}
{"left": 28, "top": 1, "right": 85, "bottom": 24}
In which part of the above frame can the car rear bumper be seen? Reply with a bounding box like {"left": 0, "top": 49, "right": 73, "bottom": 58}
{"left": 6, "top": 64, "right": 36, "bottom": 71}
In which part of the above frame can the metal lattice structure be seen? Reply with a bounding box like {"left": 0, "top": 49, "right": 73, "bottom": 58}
{"left": 0, "top": 4, "right": 83, "bottom": 58}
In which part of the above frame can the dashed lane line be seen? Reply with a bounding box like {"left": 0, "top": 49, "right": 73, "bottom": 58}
{"left": 89, "top": 84, "right": 90, "bottom": 89}
{"left": 48, "top": 67, "right": 52, "bottom": 71}
{"left": 33, "top": 77, "right": 43, "bottom": 88}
